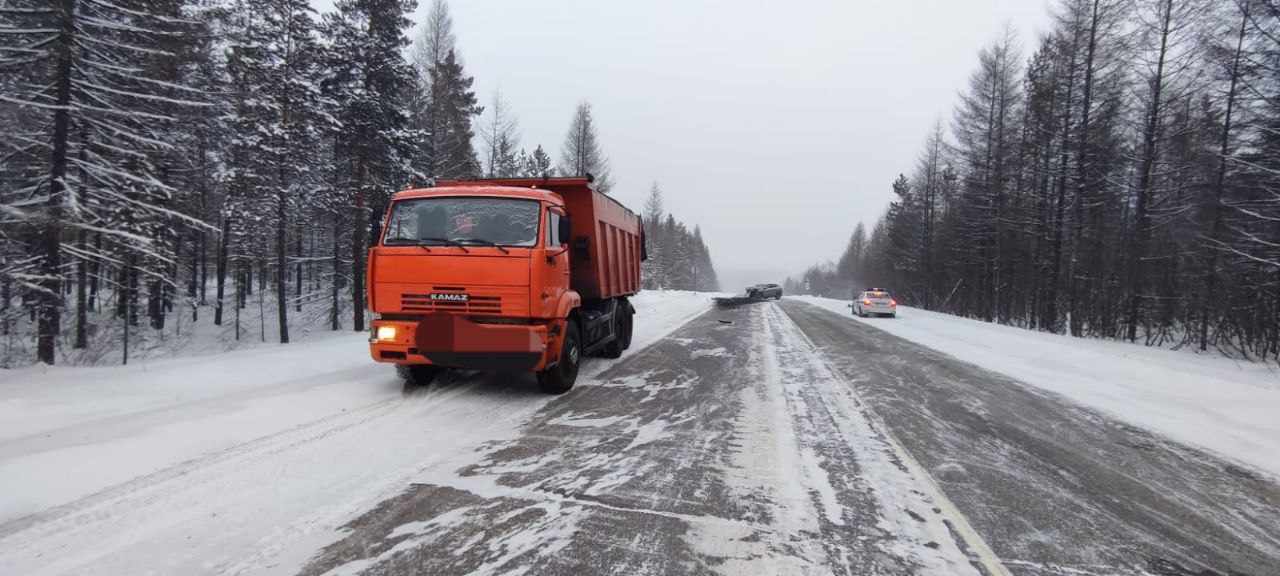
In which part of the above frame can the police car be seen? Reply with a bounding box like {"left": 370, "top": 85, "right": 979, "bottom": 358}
{"left": 853, "top": 288, "right": 897, "bottom": 318}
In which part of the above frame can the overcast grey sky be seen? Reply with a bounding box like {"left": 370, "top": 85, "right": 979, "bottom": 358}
{"left": 317, "top": 0, "right": 1053, "bottom": 282}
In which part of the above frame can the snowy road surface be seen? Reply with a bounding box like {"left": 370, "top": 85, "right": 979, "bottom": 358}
{"left": 794, "top": 296, "right": 1280, "bottom": 479}
{"left": 1, "top": 295, "right": 1278, "bottom": 575}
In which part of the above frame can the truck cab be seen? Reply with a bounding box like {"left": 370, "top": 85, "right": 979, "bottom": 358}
{"left": 367, "top": 177, "right": 644, "bottom": 394}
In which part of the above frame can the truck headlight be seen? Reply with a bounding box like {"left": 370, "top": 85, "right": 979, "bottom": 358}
{"left": 375, "top": 326, "right": 397, "bottom": 341}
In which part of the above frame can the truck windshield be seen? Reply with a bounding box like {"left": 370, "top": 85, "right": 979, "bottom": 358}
{"left": 383, "top": 197, "right": 540, "bottom": 248}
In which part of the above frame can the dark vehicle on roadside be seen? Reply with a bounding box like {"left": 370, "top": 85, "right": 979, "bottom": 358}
{"left": 747, "top": 283, "right": 783, "bottom": 300}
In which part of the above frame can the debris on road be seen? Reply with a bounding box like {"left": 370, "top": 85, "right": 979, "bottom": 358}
{"left": 716, "top": 284, "right": 784, "bottom": 308}
{"left": 713, "top": 295, "right": 766, "bottom": 307}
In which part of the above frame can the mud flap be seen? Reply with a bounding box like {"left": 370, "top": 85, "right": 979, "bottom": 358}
{"left": 579, "top": 299, "right": 619, "bottom": 356}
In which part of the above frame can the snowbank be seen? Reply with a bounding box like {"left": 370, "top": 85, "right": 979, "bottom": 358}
{"left": 626, "top": 290, "right": 725, "bottom": 352}
{"left": 793, "top": 296, "right": 1280, "bottom": 479}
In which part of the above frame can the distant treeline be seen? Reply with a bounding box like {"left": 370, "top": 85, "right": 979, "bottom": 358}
{"left": 639, "top": 184, "right": 719, "bottom": 292}
{"left": 0, "top": 0, "right": 720, "bottom": 366}
{"left": 790, "top": 0, "right": 1280, "bottom": 360}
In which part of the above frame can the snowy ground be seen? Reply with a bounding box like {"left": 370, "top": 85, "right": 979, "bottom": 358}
{"left": 795, "top": 295, "right": 1280, "bottom": 480}
{"left": 1, "top": 294, "right": 1277, "bottom": 575}
{"left": 0, "top": 291, "right": 717, "bottom": 575}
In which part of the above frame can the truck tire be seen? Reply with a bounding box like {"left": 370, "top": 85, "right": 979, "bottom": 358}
{"left": 619, "top": 305, "right": 634, "bottom": 350}
{"left": 538, "top": 321, "right": 581, "bottom": 394}
{"left": 403, "top": 365, "right": 441, "bottom": 388}
{"left": 600, "top": 306, "right": 629, "bottom": 358}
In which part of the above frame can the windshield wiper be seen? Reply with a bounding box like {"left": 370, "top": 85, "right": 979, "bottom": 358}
{"left": 457, "top": 238, "right": 510, "bottom": 254}
{"left": 384, "top": 238, "right": 431, "bottom": 252}
{"left": 418, "top": 237, "right": 470, "bottom": 253}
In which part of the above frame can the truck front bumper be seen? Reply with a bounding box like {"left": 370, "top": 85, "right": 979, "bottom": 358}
{"left": 369, "top": 315, "right": 553, "bottom": 371}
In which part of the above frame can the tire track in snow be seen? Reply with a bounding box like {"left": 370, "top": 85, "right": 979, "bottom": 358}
{"left": 0, "top": 371, "right": 545, "bottom": 576}
{"left": 765, "top": 303, "right": 1010, "bottom": 576}
{"left": 2, "top": 388, "right": 409, "bottom": 540}
{"left": 757, "top": 303, "right": 1001, "bottom": 575}
{"left": 0, "top": 365, "right": 378, "bottom": 460}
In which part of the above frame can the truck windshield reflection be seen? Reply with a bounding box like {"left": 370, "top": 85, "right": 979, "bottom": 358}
{"left": 383, "top": 197, "right": 540, "bottom": 247}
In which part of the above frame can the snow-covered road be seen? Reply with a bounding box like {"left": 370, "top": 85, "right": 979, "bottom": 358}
{"left": 0, "top": 292, "right": 716, "bottom": 575}
{"left": 294, "top": 299, "right": 985, "bottom": 576}
{"left": 795, "top": 295, "right": 1280, "bottom": 479}
{"left": 1, "top": 294, "right": 1277, "bottom": 575}
{"left": 779, "top": 300, "right": 1280, "bottom": 576}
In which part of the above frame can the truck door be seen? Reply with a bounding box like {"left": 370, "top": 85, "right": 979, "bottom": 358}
{"left": 543, "top": 207, "right": 570, "bottom": 311}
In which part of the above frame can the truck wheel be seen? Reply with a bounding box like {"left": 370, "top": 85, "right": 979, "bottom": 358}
{"left": 601, "top": 306, "right": 630, "bottom": 358}
{"left": 405, "top": 365, "right": 441, "bottom": 387}
{"left": 538, "top": 321, "right": 581, "bottom": 394}
{"left": 619, "top": 306, "right": 634, "bottom": 350}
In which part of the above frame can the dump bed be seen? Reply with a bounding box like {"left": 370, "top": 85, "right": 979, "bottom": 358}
{"left": 434, "top": 178, "right": 644, "bottom": 301}
{"left": 558, "top": 184, "right": 643, "bottom": 300}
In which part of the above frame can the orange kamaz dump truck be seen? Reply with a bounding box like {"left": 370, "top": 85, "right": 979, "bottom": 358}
{"left": 367, "top": 177, "right": 645, "bottom": 394}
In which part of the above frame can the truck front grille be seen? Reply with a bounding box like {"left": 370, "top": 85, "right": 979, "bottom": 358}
{"left": 401, "top": 288, "right": 502, "bottom": 314}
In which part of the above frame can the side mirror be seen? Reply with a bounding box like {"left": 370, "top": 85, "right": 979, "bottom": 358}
{"left": 558, "top": 215, "right": 572, "bottom": 246}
